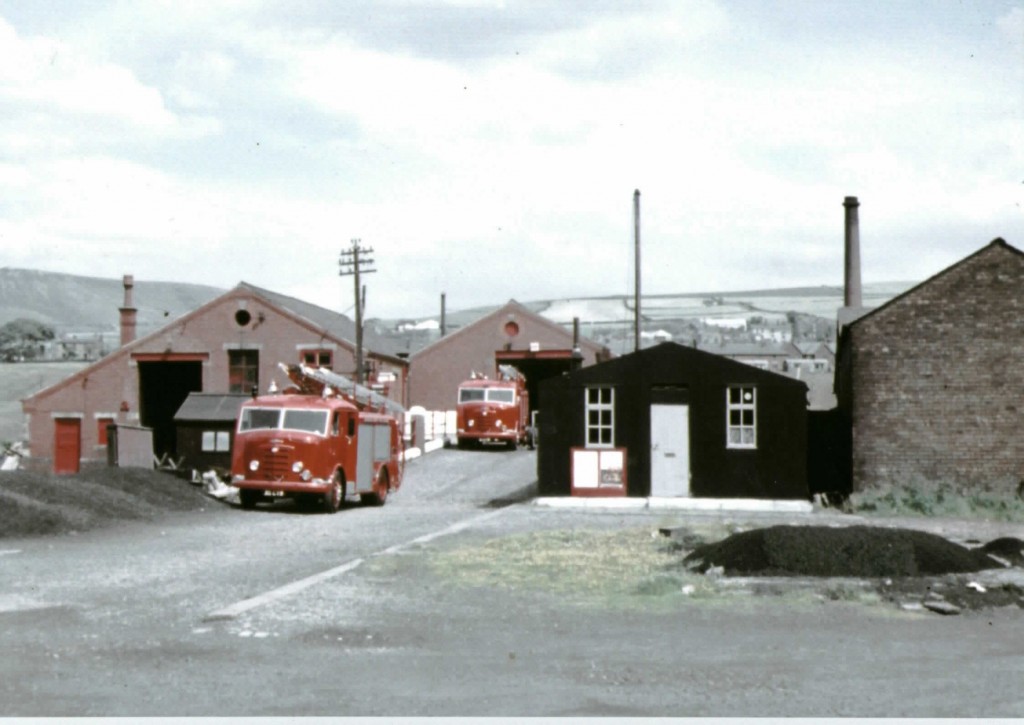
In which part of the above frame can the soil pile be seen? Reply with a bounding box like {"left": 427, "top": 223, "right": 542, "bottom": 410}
{"left": 682, "top": 524, "right": 1006, "bottom": 578}
{"left": 0, "top": 466, "right": 209, "bottom": 539}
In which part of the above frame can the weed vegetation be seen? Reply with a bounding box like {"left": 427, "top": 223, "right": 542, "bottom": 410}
{"left": 849, "top": 483, "right": 1024, "bottom": 521}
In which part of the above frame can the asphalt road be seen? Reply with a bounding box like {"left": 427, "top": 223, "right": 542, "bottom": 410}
{"left": 2, "top": 447, "right": 1024, "bottom": 717}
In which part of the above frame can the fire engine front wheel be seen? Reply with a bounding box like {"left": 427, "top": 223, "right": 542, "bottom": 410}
{"left": 321, "top": 475, "right": 343, "bottom": 514}
{"left": 239, "top": 489, "right": 261, "bottom": 509}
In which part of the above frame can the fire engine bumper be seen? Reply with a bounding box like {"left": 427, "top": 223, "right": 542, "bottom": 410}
{"left": 231, "top": 477, "right": 332, "bottom": 495}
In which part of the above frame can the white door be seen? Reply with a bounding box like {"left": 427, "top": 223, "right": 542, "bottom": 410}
{"left": 650, "top": 404, "right": 690, "bottom": 497}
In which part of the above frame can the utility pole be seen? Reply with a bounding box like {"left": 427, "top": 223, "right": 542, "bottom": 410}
{"left": 338, "top": 239, "right": 376, "bottom": 384}
{"left": 634, "top": 189, "right": 641, "bottom": 353}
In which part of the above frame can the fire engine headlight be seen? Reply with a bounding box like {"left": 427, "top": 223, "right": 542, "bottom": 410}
{"left": 292, "top": 461, "right": 304, "bottom": 473}
{"left": 468, "top": 418, "right": 475, "bottom": 427}
{"left": 249, "top": 459, "right": 260, "bottom": 472}
{"left": 300, "top": 469, "right": 313, "bottom": 481}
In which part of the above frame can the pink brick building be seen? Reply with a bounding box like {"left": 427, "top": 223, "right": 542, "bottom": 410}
{"left": 22, "top": 280, "right": 407, "bottom": 472}
{"left": 408, "top": 300, "right": 611, "bottom": 414}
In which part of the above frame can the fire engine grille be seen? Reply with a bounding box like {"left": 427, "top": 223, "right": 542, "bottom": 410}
{"left": 259, "top": 446, "right": 293, "bottom": 479}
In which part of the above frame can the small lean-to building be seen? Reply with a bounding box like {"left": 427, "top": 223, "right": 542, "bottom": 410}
{"left": 537, "top": 341, "right": 809, "bottom": 499}
{"left": 173, "top": 392, "right": 250, "bottom": 475}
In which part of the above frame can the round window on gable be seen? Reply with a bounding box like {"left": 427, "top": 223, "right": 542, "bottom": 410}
{"left": 235, "top": 309, "right": 252, "bottom": 327}
{"left": 504, "top": 320, "right": 520, "bottom": 337}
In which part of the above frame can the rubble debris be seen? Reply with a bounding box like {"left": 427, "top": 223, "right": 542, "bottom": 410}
{"left": 979, "top": 537, "right": 1024, "bottom": 566}
{"left": 923, "top": 599, "right": 961, "bottom": 615}
{"left": 1, "top": 442, "right": 26, "bottom": 471}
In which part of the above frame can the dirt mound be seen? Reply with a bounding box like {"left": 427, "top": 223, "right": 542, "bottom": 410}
{"left": 682, "top": 525, "right": 1005, "bottom": 578}
{"left": 0, "top": 466, "right": 210, "bottom": 539}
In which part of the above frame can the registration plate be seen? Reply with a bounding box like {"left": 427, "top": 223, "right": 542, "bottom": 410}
{"left": 264, "top": 490, "right": 285, "bottom": 497}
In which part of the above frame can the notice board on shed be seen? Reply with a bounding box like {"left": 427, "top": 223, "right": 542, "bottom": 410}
{"left": 571, "top": 447, "right": 627, "bottom": 497}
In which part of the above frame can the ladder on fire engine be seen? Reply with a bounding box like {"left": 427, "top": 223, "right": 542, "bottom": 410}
{"left": 279, "top": 363, "right": 406, "bottom": 417}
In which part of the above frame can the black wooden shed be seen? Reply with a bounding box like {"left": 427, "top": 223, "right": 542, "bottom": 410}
{"left": 173, "top": 393, "right": 250, "bottom": 474}
{"left": 536, "top": 342, "right": 809, "bottom": 499}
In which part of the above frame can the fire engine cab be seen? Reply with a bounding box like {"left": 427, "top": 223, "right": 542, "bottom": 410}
{"left": 456, "top": 365, "right": 534, "bottom": 450}
{"left": 230, "top": 364, "right": 404, "bottom": 512}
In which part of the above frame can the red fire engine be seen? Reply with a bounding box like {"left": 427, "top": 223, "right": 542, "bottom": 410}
{"left": 456, "top": 365, "right": 534, "bottom": 450}
{"left": 230, "top": 364, "right": 404, "bottom": 512}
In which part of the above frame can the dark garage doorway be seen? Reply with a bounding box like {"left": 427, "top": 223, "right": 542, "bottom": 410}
{"left": 137, "top": 359, "right": 203, "bottom": 459}
{"left": 495, "top": 351, "right": 578, "bottom": 417}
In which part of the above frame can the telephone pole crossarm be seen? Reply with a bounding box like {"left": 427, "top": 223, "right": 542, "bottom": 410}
{"left": 338, "top": 239, "right": 377, "bottom": 384}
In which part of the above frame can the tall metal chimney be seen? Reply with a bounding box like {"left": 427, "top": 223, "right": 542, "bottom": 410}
{"left": 119, "top": 274, "right": 137, "bottom": 347}
{"left": 440, "top": 292, "right": 447, "bottom": 338}
{"left": 843, "top": 196, "right": 863, "bottom": 308}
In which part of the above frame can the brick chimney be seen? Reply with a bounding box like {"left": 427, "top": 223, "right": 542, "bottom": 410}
{"left": 119, "top": 274, "right": 137, "bottom": 347}
{"left": 843, "top": 196, "right": 862, "bottom": 308}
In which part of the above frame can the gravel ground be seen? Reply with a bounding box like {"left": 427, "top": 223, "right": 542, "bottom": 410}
{"left": 4, "top": 448, "right": 1024, "bottom": 716}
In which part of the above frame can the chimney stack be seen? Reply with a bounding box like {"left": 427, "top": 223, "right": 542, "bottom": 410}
{"left": 119, "top": 274, "right": 137, "bottom": 347}
{"left": 843, "top": 196, "right": 862, "bottom": 308}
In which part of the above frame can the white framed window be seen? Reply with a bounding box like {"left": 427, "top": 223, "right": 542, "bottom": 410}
{"left": 585, "top": 386, "right": 615, "bottom": 448}
{"left": 201, "top": 430, "right": 231, "bottom": 452}
{"left": 727, "top": 386, "right": 756, "bottom": 449}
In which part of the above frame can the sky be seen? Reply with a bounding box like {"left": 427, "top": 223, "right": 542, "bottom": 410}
{"left": 0, "top": 1, "right": 1022, "bottom": 320}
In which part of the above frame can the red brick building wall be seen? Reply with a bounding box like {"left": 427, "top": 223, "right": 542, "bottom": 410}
{"left": 836, "top": 239, "right": 1024, "bottom": 491}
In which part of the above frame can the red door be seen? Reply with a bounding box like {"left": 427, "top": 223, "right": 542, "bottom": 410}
{"left": 54, "top": 418, "right": 81, "bottom": 474}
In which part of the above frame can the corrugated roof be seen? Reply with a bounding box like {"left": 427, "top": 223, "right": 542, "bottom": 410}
{"left": 174, "top": 393, "right": 250, "bottom": 422}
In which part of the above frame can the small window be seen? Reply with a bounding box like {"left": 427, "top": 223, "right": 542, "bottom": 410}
{"left": 201, "top": 430, "right": 232, "bottom": 452}
{"left": 229, "top": 349, "right": 259, "bottom": 394}
{"left": 727, "top": 386, "right": 757, "bottom": 449}
{"left": 302, "top": 350, "right": 333, "bottom": 369}
{"left": 585, "top": 386, "right": 614, "bottom": 448}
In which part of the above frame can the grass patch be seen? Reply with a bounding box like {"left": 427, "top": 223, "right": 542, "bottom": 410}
{"left": 850, "top": 483, "right": 1024, "bottom": 521}
{"left": 424, "top": 526, "right": 735, "bottom": 609}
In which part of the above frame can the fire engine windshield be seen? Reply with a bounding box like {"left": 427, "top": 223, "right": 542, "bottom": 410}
{"left": 458, "top": 388, "right": 486, "bottom": 403}
{"left": 487, "top": 389, "right": 515, "bottom": 404}
{"left": 459, "top": 387, "right": 515, "bottom": 404}
{"left": 282, "top": 409, "right": 329, "bottom": 434}
{"left": 239, "top": 408, "right": 329, "bottom": 435}
{"left": 239, "top": 408, "right": 281, "bottom": 431}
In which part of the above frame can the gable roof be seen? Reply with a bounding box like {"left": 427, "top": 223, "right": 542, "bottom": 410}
{"left": 23, "top": 281, "right": 406, "bottom": 407}
{"left": 697, "top": 340, "right": 802, "bottom": 358}
{"left": 237, "top": 282, "right": 405, "bottom": 360}
{"left": 411, "top": 299, "right": 610, "bottom": 359}
{"left": 566, "top": 340, "right": 809, "bottom": 390}
{"left": 843, "top": 238, "right": 1020, "bottom": 332}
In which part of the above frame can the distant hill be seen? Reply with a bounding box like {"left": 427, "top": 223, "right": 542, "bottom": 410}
{"left": 0, "top": 267, "right": 912, "bottom": 354}
{"left": 0, "top": 268, "right": 225, "bottom": 336}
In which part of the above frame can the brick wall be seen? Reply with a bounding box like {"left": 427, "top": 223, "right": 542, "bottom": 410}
{"left": 845, "top": 240, "right": 1024, "bottom": 491}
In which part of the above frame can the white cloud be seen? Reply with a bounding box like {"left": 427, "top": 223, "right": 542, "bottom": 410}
{"left": 0, "top": 15, "right": 217, "bottom": 140}
{"left": 1, "top": 3, "right": 1022, "bottom": 319}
